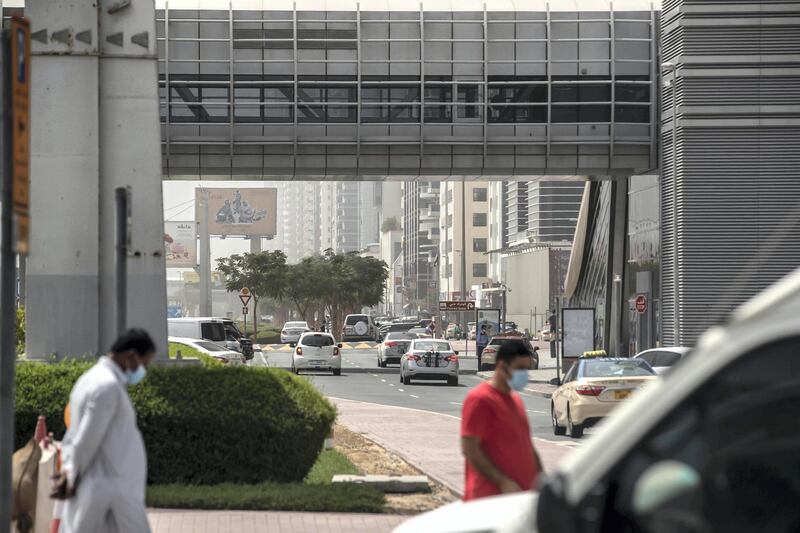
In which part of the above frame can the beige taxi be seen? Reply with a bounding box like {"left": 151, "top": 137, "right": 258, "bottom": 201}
{"left": 551, "top": 357, "right": 657, "bottom": 438}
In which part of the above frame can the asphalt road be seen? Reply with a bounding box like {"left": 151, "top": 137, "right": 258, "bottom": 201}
{"left": 261, "top": 348, "right": 587, "bottom": 445}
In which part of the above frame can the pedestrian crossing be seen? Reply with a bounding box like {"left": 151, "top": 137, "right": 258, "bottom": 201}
{"left": 260, "top": 342, "right": 379, "bottom": 352}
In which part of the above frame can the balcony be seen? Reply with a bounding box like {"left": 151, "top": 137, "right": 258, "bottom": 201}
{"left": 427, "top": 227, "right": 441, "bottom": 240}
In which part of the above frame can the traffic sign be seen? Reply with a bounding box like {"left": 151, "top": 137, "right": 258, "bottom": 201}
{"left": 242, "top": 306, "right": 249, "bottom": 315}
{"left": 10, "top": 18, "right": 30, "bottom": 255}
{"left": 239, "top": 287, "right": 252, "bottom": 307}
{"left": 635, "top": 294, "right": 647, "bottom": 314}
{"left": 439, "top": 300, "right": 476, "bottom": 312}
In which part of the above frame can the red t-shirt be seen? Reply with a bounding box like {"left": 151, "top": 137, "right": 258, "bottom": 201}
{"left": 461, "top": 381, "right": 539, "bottom": 500}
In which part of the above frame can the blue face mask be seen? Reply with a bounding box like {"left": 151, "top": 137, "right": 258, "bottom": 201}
{"left": 126, "top": 364, "right": 147, "bottom": 386}
{"left": 507, "top": 368, "right": 529, "bottom": 392}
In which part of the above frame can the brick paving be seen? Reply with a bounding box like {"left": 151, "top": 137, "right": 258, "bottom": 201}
{"left": 148, "top": 509, "right": 405, "bottom": 533}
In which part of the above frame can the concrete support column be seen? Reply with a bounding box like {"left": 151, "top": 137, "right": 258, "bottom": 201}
{"left": 27, "top": 0, "right": 167, "bottom": 358}
{"left": 606, "top": 179, "right": 629, "bottom": 357}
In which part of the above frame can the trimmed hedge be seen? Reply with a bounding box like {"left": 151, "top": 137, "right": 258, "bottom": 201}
{"left": 15, "top": 362, "right": 336, "bottom": 485}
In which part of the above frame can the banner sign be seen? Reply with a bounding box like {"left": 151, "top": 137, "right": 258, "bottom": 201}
{"left": 164, "top": 221, "right": 197, "bottom": 267}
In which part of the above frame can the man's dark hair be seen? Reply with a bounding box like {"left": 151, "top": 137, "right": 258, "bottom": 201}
{"left": 481, "top": 324, "right": 487, "bottom": 330}
{"left": 496, "top": 341, "right": 532, "bottom": 365}
{"left": 111, "top": 328, "right": 156, "bottom": 357}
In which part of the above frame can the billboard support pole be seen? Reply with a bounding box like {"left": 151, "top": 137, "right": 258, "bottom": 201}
{"left": 198, "top": 189, "right": 212, "bottom": 316}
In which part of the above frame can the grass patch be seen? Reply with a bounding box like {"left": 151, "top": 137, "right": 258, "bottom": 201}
{"left": 305, "top": 450, "right": 359, "bottom": 484}
{"left": 147, "top": 449, "right": 384, "bottom": 513}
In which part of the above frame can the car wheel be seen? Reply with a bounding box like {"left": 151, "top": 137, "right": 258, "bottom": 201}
{"left": 567, "top": 406, "right": 583, "bottom": 439}
{"left": 551, "top": 403, "right": 566, "bottom": 436}
{"left": 402, "top": 374, "right": 411, "bottom": 385}
{"left": 447, "top": 376, "right": 458, "bottom": 386}
{"left": 333, "top": 369, "right": 341, "bottom": 376}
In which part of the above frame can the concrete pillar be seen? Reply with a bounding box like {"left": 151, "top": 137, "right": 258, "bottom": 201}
{"left": 606, "top": 179, "right": 629, "bottom": 357}
{"left": 27, "top": 0, "right": 167, "bottom": 358}
{"left": 250, "top": 236, "right": 262, "bottom": 253}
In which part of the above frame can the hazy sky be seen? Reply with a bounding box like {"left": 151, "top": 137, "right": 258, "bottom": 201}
{"left": 162, "top": 181, "right": 282, "bottom": 277}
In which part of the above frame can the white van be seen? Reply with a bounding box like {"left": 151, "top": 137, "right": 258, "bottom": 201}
{"left": 167, "top": 318, "right": 227, "bottom": 344}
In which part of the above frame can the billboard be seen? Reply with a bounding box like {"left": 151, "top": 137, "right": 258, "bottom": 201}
{"left": 562, "top": 308, "right": 595, "bottom": 358}
{"left": 164, "top": 221, "right": 197, "bottom": 267}
{"left": 197, "top": 187, "right": 277, "bottom": 236}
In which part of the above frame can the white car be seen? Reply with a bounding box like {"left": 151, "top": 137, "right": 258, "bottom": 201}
{"left": 281, "top": 321, "right": 310, "bottom": 344}
{"left": 377, "top": 332, "right": 418, "bottom": 367}
{"left": 291, "top": 332, "right": 342, "bottom": 375}
{"left": 169, "top": 336, "right": 245, "bottom": 366}
{"left": 400, "top": 339, "right": 459, "bottom": 386}
{"left": 633, "top": 346, "right": 690, "bottom": 374}
{"left": 394, "top": 267, "right": 800, "bottom": 533}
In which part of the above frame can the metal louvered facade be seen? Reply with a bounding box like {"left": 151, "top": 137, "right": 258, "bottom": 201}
{"left": 660, "top": 1, "right": 800, "bottom": 346}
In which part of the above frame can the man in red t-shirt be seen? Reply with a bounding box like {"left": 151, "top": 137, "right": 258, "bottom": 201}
{"left": 461, "top": 341, "right": 542, "bottom": 500}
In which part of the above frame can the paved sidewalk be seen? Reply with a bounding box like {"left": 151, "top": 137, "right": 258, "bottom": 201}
{"left": 148, "top": 509, "right": 404, "bottom": 533}
{"left": 332, "top": 397, "right": 575, "bottom": 497}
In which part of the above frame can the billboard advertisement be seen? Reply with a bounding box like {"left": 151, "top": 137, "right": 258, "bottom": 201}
{"left": 164, "top": 221, "right": 197, "bottom": 268}
{"left": 197, "top": 187, "right": 277, "bottom": 236}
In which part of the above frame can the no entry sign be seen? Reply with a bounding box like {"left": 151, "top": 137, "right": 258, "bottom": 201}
{"left": 635, "top": 294, "right": 647, "bottom": 314}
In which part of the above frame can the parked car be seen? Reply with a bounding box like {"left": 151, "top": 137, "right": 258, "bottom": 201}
{"left": 342, "top": 314, "right": 380, "bottom": 342}
{"left": 400, "top": 339, "right": 459, "bottom": 386}
{"left": 395, "top": 267, "right": 800, "bottom": 533}
{"left": 377, "top": 332, "right": 418, "bottom": 367}
{"left": 168, "top": 336, "right": 245, "bottom": 366}
{"left": 280, "top": 321, "right": 310, "bottom": 344}
{"left": 551, "top": 357, "right": 657, "bottom": 438}
{"left": 212, "top": 317, "right": 254, "bottom": 360}
{"left": 168, "top": 318, "right": 227, "bottom": 345}
{"left": 633, "top": 346, "right": 690, "bottom": 374}
{"left": 479, "top": 333, "right": 539, "bottom": 371}
{"left": 290, "top": 332, "right": 342, "bottom": 376}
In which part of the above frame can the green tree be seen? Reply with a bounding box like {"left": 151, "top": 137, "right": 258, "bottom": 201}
{"left": 216, "top": 251, "right": 288, "bottom": 334}
{"left": 380, "top": 217, "right": 400, "bottom": 233}
{"left": 283, "top": 257, "right": 326, "bottom": 322}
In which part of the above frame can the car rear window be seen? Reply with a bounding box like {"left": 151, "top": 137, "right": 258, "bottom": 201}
{"left": 387, "top": 332, "right": 417, "bottom": 340}
{"left": 302, "top": 334, "right": 334, "bottom": 347}
{"left": 195, "top": 341, "right": 226, "bottom": 352}
{"left": 345, "top": 315, "right": 369, "bottom": 325}
{"left": 583, "top": 359, "right": 654, "bottom": 377}
{"left": 487, "top": 338, "right": 530, "bottom": 349}
{"left": 413, "top": 341, "right": 452, "bottom": 352}
{"left": 285, "top": 322, "right": 307, "bottom": 329}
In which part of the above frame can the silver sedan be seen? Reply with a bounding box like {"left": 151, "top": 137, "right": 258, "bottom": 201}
{"left": 400, "top": 339, "right": 459, "bottom": 386}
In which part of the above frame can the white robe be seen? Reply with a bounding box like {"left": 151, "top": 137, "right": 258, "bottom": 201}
{"left": 61, "top": 357, "right": 150, "bottom": 533}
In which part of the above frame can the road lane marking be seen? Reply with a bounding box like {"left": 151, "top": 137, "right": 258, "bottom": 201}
{"left": 527, "top": 410, "right": 546, "bottom": 414}
{"left": 372, "top": 374, "right": 378, "bottom": 377}
{"left": 409, "top": 395, "right": 419, "bottom": 398}
{"left": 449, "top": 402, "right": 462, "bottom": 406}
{"left": 381, "top": 379, "right": 386, "bottom": 383}
{"left": 398, "top": 388, "right": 405, "bottom": 392}
{"left": 389, "top": 383, "right": 395, "bottom": 387}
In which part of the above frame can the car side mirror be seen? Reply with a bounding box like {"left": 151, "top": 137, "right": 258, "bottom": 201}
{"left": 454, "top": 350, "right": 459, "bottom": 355}
{"left": 337, "top": 343, "right": 343, "bottom": 348}
{"left": 289, "top": 342, "right": 296, "bottom": 348}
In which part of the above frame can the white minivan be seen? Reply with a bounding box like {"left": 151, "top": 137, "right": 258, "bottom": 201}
{"left": 167, "top": 318, "right": 227, "bottom": 344}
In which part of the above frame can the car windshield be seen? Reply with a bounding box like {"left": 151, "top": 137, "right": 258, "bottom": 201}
{"left": 194, "top": 341, "right": 227, "bottom": 352}
{"left": 413, "top": 341, "right": 451, "bottom": 352}
{"left": 583, "top": 359, "right": 655, "bottom": 377}
{"left": 345, "top": 315, "right": 368, "bottom": 325}
{"left": 285, "top": 322, "right": 307, "bottom": 329}
{"left": 302, "top": 334, "right": 334, "bottom": 347}
{"left": 386, "top": 332, "right": 417, "bottom": 341}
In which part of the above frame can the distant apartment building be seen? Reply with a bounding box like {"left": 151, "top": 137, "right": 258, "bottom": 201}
{"left": 402, "top": 181, "right": 440, "bottom": 313}
{"left": 438, "top": 181, "right": 491, "bottom": 301}
{"left": 318, "top": 182, "right": 380, "bottom": 254}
